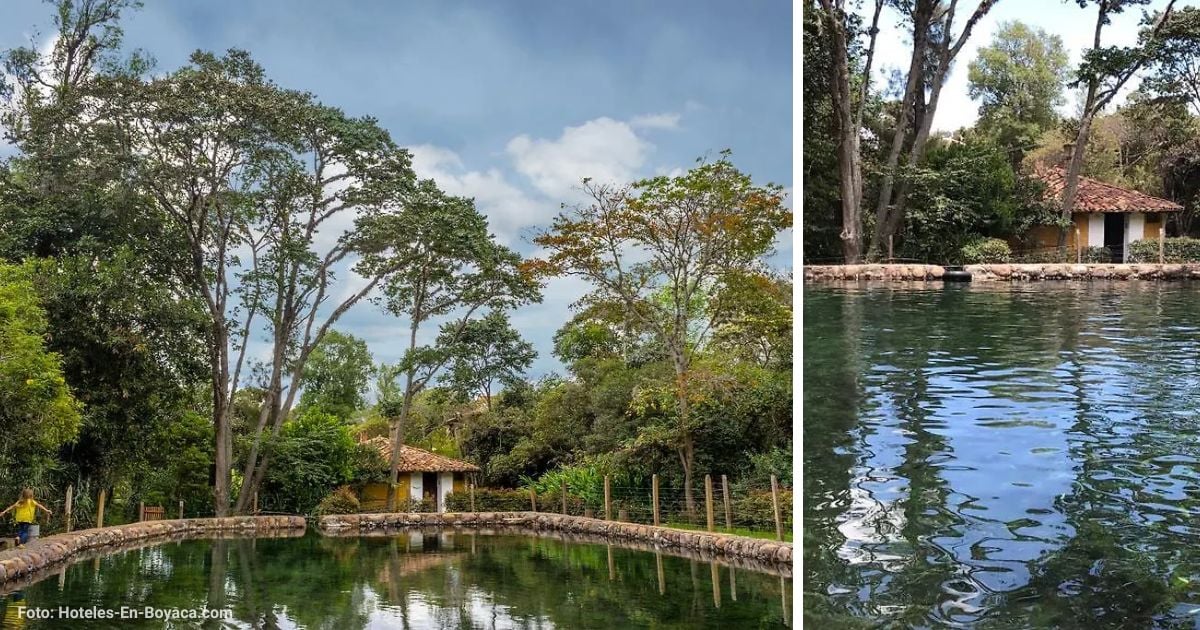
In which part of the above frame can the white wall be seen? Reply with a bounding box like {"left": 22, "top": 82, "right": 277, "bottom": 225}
{"left": 1126, "top": 213, "right": 1145, "bottom": 261}
{"left": 409, "top": 474, "right": 422, "bottom": 502}
{"left": 439, "top": 472, "right": 454, "bottom": 513}
{"left": 1088, "top": 214, "right": 1104, "bottom": 248}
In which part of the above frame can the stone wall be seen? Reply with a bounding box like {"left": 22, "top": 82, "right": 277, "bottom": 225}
{"left": 0, "top": 516, "right": 305, "bottom": 592}
{"left": 319, "top": 512, "right": 791, "bottom": 571}
{"left": 804, "top": 264, "right": 945, "bottom": 281}
{"left": 804, "top": 263, "right": 1200, "bottom": 281}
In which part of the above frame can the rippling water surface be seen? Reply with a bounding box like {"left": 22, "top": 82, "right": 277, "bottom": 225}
{"left": 0, "top": 532, "right": 790, "bottom": 629}
{"left": 804, "top": 283, "right": 1200, "bottom": 628}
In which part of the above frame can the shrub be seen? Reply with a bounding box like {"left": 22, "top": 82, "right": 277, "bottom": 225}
{"left": 960, "top": 238, "right": 1011, "bottom": 264}
{"left": 731, "top": 489, "right": 793, "bottom": 530}
{"left": 1128, "top": 237, "right": 1200, "bottom": 263}
{"left": 316, "top": 486, "right": 360, "bottom": 515}
{"left": 445, "top": 488, "right": 529, "bottom": 512}
{"left": 394, "top": 497, "right": 435, "bottom": 513}
{"left": 1080, "top": 246, "right": 1112, "bottom": 263}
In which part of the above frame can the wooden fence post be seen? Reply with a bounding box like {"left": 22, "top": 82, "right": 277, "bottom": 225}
{"left": 604, "top": 475, "right": 611, "bottom": 521}
{"left": 561, "top": 480, "right": 568, "bottom": 515}
{"left": 96, "top": 489, "right": 106, "bottom": 529}
{"left": 721, "top": 474, "right": 733, "bottom": 531}
{"left": 652, "top": 474, "right": 660, "bottom": 527}
{"left": 63, "top": 485, "right": 73, "bottom": 533}
{"left": 771, "top": 475, "right": 783, "bottom": 541}
{"left": 138, "top": 501, "right": 145, "bottom": 522}
{"left": 469, "top": 484, "right": 476, "bottom": 513}
{"left": 704, "top": 475, "right": 715, "bottom": 532}
{"left": 178, "top": 500, "right": 184, "bottom": 520}
{"left": 529, "top": 487, "right": 537, "bottom": 512}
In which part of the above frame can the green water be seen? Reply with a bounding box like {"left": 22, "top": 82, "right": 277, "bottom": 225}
{"left": 804, "top": 282, "right": 1200, "bottom": 628}
{"left": 0, "top": 531, "right": 790, "bottom": 629}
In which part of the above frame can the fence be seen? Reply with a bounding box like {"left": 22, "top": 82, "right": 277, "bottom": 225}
{"left": 443, "top": 474, "right": 793, "bottom": 542}
{"left": 1, "top": 484, "right": 207, "bottom": 545}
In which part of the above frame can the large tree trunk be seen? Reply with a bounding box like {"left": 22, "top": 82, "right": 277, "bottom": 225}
{"left": 386, "top": 320, "right": 422, "bottom": 512}
{"left": 211, "top": 328, "right": 231, "bottom": 516}
{"left": 867, "top": 0, "right": 934, "bottom": 259}
{"left": 1057, "top": 106, "right": 1097, "bottom": 248}
{"left": 821, "top": 0, "right": 870, "bottom": 263}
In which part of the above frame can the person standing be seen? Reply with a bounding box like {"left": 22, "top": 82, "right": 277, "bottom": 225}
{"left": 0, "top": 489, "right": 52, "bottom": 546}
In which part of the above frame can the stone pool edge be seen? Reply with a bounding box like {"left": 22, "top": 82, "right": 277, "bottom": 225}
{"left": 318, "top": 512, "right": 792, "bottom": 568}
{"left": 0, "top": 515, "right": 305, "bottom": 589}
{"left": 804, "top": 263, "right": 1200, "bottom": 281}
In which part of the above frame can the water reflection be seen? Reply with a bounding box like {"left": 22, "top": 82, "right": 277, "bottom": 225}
{"left": 1, "top": 532, "right": 790, "bottom": 629}
{"left": 804, "top": 283, "right": 1200, "bottom": 627}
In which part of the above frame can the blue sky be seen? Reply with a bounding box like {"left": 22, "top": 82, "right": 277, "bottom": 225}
{"left": 865, "top": 0, "right": 1200, "bottom": 132}
{"left": 2, "top": 1, "right": 793, "bottom": 379}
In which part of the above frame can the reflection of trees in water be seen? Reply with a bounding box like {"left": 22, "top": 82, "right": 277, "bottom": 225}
{"left": 4, "top": 534, "right": 789, "bottom": 629}
{"left": 982, "top": 284, "right": 1200, "bottom": 628}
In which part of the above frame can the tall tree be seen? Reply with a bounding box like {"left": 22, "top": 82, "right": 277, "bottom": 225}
{"left": 298, "top": 330, "right": 374, "bottom": 419}
{"left": 815, "top": 0, "right": 883, "bottom": 263}
{"left": 968, "top": 21, "right": 1070, "bottom": 160}
{"left": 533, "top": 152, "right": 790, "bottom": 514}
{"left": 1057, "top": 0, "right": 1177, "bottom": 247}
{"left": 0, "top": 264, "right": 82, "bottom": 463}
{"left": 867, "top": 0, "right": 1000, "bottom": 258}
{"left": 440, "top": 311, "right": 536, "bottom": 411}
{"left": 370, "top": 183, "right": 540, "bottom": 510}
{"left": 107, "top": 50, "right": 425, "bottom": 515}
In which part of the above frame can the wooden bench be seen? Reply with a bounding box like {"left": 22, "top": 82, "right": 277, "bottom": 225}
{"left": 139, "top": 505, "right": 166, "bottom": 521}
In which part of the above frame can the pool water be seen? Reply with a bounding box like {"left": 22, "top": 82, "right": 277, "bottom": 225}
{"left": 804, "top": 283, "right": 1200, "bottom": 628}
{"left": 0, "top": 531, "right": 790, "bottom": 629}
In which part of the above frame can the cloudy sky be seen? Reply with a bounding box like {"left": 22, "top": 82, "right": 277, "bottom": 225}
{"left": 2, "top": 1, "right": 793, "bottom": 380}
{"left": 864, "top": 0, "right": 1197, "bottom": 133}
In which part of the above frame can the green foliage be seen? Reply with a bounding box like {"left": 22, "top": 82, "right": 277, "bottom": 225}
{"left": 731, "top": 489, "right": 793, "bottom": 530}
{"left": 0, "top": 264, "right": 82, "bottom": 456}
{"left": 445, "top": 488, "right": 529, "bottom": 512}
{"left": 1128, "top": 237, "right": 1200, "bottom": 262}
{"left": 968, "top": 21, "right": 1070, "bottom": 157}
{"left": 900, "top": 136, "right": 1026, "bottom": 263}
{"left": 960, "top": 237, "right": 1013, "bottom": 264}
{"left": 299, "top": 330, "right": 374, "bottom": 420}
{"left": 439, "top": 311, "right": 536, "bottom": 410}
{"left": 523, "top": 464, "right": 606, "bottom": 509}
{"left": 316, "top": 486, "right": 360, "bottom": 515}
{"left": 260, "top": 409, "right": 357, "bottom": 515}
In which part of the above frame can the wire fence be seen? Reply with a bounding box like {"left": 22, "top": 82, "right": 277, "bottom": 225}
{"left": 440, "top": 475, "right": 793, "bottom": 542}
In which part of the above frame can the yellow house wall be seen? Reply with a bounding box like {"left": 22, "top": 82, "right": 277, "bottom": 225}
{"left": 453, "top": 474, "right": 466, "bottom": 493}
{"left": 1145, "top": 213, "right": 1163, "bottom": 240}
{"left": 359, "top": 473, "right": 410, "bottom": 511}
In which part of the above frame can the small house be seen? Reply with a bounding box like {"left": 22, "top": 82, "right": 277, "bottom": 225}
{"left": 1027, "top": 166, "right": 1182, "bottom": 262}
{"left": 358, "top": 437, "right": 480, "bottom": 513}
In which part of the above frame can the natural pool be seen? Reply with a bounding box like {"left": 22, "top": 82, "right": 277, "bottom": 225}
{"left": 0, "top": 530, "right": 790, "bottom": 629}
{"left": 804, "top": 282, "right": 1200, "bottom": 628}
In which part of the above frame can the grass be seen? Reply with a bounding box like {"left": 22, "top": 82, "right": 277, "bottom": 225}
{"left": 662, "top": 519, "right": 793, "bottom": 542}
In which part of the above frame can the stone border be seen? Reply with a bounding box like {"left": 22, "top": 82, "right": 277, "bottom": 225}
{"left": 0, "top": 516, "right": 305, "bottom": 592}
{"left": 804, "top": 263, "right": 1200, "bottom": 282}
{"left": 325, "top": 522, "right": 791, "bottom": 578}
{"left": 318, "top": 512, "right": 791, "bottom": 570}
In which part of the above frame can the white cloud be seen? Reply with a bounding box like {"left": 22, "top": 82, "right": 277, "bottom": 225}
{"left": 506, "top": 117, "right": 651, "bottom": 199}
{"left": 408, "top": 143, "right": 548, "bottom": 244}
{"left": 630, "top": 112, "right": 681, "bottom": 130}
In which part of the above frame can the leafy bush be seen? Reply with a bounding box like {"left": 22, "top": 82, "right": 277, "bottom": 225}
{"left": 1080, "top": 246, "right": 1112, "bottom": 263}
{"left": 316, "top": 486, "right": 360, "bottom": 515}
{"left": 259, "top": 409, "right": 357, "bottom": 515}
{"left": 445, "top": 488, "right": 529, "bottom": 512}
{"left": 394, "top": 497, "right": 435, "bottom": 513}
{"left": 731, "top": 489, "right": 793, "bottom": 530}
{"left": 960, "top": 238, "right": 1012, "bottom": 264}
{"left": 1128, "top": 237, "right": 1200, "bottom": 263}
{"left": 523, "top": 464, "right": 605, "bottom": 510}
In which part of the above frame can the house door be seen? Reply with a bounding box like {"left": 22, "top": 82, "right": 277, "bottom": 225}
{"left": 1104, "top": 213, "right": 1125, "bottom": 262}
{"left": 422, "top": 472, "right": 438, "bottom": 507}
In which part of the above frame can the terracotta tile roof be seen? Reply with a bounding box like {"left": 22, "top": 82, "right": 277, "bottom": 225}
{"left": 362, "top": 436, "right": 480, "bottom": 473}
{"left": 1035, "top": 166, "right": 1183, "bottom": 213}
